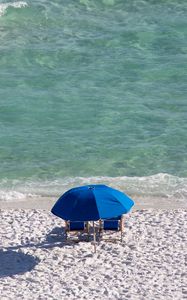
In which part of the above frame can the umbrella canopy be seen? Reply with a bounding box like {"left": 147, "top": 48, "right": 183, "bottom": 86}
{"left": 51, "top": 184, "right": 134, "bottom": 221}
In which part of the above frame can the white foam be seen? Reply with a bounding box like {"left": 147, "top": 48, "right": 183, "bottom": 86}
{"left": 0, "top": 190, "right": 37, "bottom": 201}
{"left": 0, "top": 173, "right": 187, "bottom": 202}
{"left": 0, "top": 1, "right": 28, "bottom": 17}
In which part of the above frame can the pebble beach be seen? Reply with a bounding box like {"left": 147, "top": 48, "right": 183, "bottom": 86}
{"left": 0, "top": 207, "right": 186, "bottom": 300}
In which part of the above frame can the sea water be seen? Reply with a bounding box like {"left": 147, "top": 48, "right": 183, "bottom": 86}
{"left": 0, "top": 0, "right": 187, "bottom": 202}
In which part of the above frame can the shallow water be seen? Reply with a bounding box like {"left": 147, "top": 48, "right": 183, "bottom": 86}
{"left": 0, "top": 0, "right": 187, "bottom": 201}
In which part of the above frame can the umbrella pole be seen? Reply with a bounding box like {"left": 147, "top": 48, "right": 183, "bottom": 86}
{"left": 93, "top": 221, "right": 96, "bottom": 253}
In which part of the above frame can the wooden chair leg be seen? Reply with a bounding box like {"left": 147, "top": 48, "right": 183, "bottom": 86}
{"left": 65, "top": 221, "right": 69, "bottom": 240}
{"left": 86, "top": 222, "right": 90, "bottom": 241}
{"left": 120, "top": 216, "right": 124, "bottom": 242}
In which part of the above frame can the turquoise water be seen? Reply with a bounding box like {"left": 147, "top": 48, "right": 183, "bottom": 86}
{"left": 0, "top": 0, "right": 187, "bottom": 200}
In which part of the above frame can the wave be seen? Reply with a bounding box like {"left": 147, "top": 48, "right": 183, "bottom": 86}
{"left": 0, "top": 1, "right": 28, "bottom": 16}
{"left": 0, "top": 173, "right": 187, "bottom": 202}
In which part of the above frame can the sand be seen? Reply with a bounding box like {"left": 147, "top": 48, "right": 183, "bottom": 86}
{"left": 0, "top": 206, "right": 187, "bottom": 300}
{"left": 0, "top": 193, "right": 186, "bottom": 210}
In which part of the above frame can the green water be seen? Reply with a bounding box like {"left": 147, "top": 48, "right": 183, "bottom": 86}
{"left": 0, "top": 0, "right": 187, "bottom": 199}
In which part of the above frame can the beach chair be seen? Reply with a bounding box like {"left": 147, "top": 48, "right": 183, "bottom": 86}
{"left": 65, "top": 221, "right": 90, "bottom": 241}
{"left": 99, "top": 215, "right": 124, "bottom": 242}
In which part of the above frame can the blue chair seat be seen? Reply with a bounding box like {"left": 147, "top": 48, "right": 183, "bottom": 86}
{"left": 69, "top": 221, "right": 86, "bottom": 231}
{"left": 103, "top": 220, "right": 119, "bottom": 231}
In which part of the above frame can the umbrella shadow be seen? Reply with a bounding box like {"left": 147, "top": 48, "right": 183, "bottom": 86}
{"left": 0, "top": 249, "right": 40, "bottom": 278}
{"left": 0, "top": 227, "right": 89, "bottom": 278}
{"left": 38, "top": 226, "right": 92, "bottom": 248}
{"left": 3, "top": 226, "right": 89, "bottom": 253}
{"left": 41, "top": 226, "right": 68, "bottom": 248}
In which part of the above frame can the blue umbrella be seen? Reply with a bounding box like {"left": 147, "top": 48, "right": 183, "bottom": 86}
{"left": 51, "top": 184, "right": 134, "bottom": 221}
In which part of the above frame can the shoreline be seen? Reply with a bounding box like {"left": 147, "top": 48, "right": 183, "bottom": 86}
{"left": 0, "top": 195, "right": 186, "bottom": 210}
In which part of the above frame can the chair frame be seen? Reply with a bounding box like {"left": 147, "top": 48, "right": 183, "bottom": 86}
{"left": 65, "top": 221, "right": 90, "bottom": 241}
{"left": 99, "top": 215, "right": 124, "bottom": 242}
